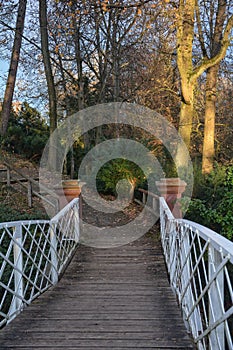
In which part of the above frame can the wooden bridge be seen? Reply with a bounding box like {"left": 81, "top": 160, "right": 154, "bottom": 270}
{"left": 0, "top": 226, "right": 195, "bottom": 349}
{"left": 0, "top": 196, "right": 232, "bottom": 350}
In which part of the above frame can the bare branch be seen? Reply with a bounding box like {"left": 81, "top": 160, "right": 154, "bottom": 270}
{"left": 191, "top": 14, "right": 233, "bottom": 82}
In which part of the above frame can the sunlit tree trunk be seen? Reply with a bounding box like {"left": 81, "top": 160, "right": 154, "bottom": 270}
{"left": 202, "top": 65, "right": 219, "bottom": 174}
{"left": 175, "top": 0, "right": 233, "bottom": 170}
{"left": 175, "top": 0, "right": 196, "bottom": 168}
{"left": 39, "top": 0, "right": 57, "bottom": 171}
{"left": 202, "top": 0, "right": 228, "bottom": 174}
{"left": 0, "top": 0, "right": 27, "bottom": 136}
{"left": 39, "top": 0, "right": 57, "bottom": 134}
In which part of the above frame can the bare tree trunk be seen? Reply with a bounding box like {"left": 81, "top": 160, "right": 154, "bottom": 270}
{"left": 93, "top": 9, "right": 108, "bottom": 145}
{"left": 202, "top": 0, "right": 227, "bottom": 174}
{"left": 0, "top": 0, "right": 27, "bottom": 136}
{"left": 112, "top": 12, "right": 120, "bottom": 103}
{"left": 175, "top": 0, "right": 195, "bottom": 168}
{"left": 176, "top": 93, "right": 195, "bottom": 169}
{"left": 39, "top": 0, "right": 58, "bottom": 172}
{"left": 73, "top": 10, "right": 89, "bottom": 152}
{"left": 39, "top": 0, "right": 57, "bottom": 134}
{"left": 175, "top": 0, "right": 233, "bottom": 170}
{"left": 202, "top": 65, "right": 219, "bottom": 174}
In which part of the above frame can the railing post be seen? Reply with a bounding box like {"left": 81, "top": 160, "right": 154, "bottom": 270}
{"left": 6, "top": 166, "right": 11, "bottom": 186}
{"left": 9, "top": 225, "right": 24, "bottom": 320}
{"left": 168, "top": 219, "right": 176, "bottom": 285}
{"left": 208, "top": 245, "right": 224, "bottom": 349}
{"left": 152, "top": 197, "right": 156, "bottom": 212}
{"left": 50, "top": 223, "right": 58, "bottom": 284}
{"left": 142, "top": 192, "right": 146, "bottom": 205}
{"left": 79, "top": 194, "right": 83, "bottom": 220}
{"left": 179, "top": 225, "right": 192, "bottom": 328}
{"left": 27, "top": 181, "right": 32, "bottom": 207}
{"left": 180, "top": 225, "right": 202, "bottom": 340}
{"left": 55, "top": 198, "right": 60, "bottom": 213}
{"left": 74, "top": 201, "right": 80, "bottom": 243}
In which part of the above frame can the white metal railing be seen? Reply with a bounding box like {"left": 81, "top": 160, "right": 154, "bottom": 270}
{"left": 160, "top": 197, "right": 233, "bottom": 350}
{"left": 0, "top": 198, "right": 79, "bottom": 328}
{"left": 134, "top": 188, "right": 160, "bottom": 214}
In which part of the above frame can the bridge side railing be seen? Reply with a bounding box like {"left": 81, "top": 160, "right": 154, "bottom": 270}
{"left": 0, "top": 198, "right": 79, "bottom": 328}
{"left": 160, "top": 197, "right": 233, "bottom": 350}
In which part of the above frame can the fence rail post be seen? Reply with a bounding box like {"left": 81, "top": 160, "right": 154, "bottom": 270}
{"left": 74, "top": 201, "right": 80, "bottom": 243}
{"left": 8, "top": 225, "right": 24, "bottom": 320}
{"left": 14, "top": 225, "right": 24, "bottom": 309}
{"left": 6, "top": 167, "right": 11, "bottom": 186}
{"left": 142, "top": 192, "right": 146, "bottom": 205}
{"left": 27, "top": 181, "right": 32, "bottom": 207}
{"left": 208, "top": 245, "right": 224, "bottom": 349}
{"left": 50, "top": 223, "right": 58, "bottom": 284}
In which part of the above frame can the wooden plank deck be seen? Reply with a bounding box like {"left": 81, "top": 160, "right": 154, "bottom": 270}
{"left": 0, "top": 227, "right": 195, "bottom": 349}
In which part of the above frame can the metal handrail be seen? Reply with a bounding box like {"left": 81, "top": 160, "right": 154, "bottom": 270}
{"left": 160, "top": 197, "right": 233, "bottom": 350}
{"left": 0, "top": 198, "right": 79, "bottom": 328}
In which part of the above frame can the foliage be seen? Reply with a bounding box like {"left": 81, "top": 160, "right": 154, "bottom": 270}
{"left": 96, "top": 158, "right": 147, "bottom": 196}
{"left": 0, "top": 102, "right": 49, "bottom": 161}
{"left": 185, "top": 164, "right": 233, "bottom": 240}
{"left": 0, "top": 1, "right": 232, "bottom": 242}
{"left": 139, "top": 137, "right": 178, "bottom": 178}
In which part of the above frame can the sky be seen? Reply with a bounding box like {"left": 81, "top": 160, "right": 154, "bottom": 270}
{"left": 0, "top": 59, "right": 8, "bottom": 72}
{"left": 0, "top": 59, "right": 8, "bottom": 100}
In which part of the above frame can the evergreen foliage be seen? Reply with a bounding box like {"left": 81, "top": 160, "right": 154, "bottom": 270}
{"left": 0, "top": 102, "right": 49, "bottom": 160}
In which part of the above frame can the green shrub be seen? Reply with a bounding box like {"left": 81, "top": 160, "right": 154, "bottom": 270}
{"left": 96, "top": 158, "right": 147, "bottom": 196}
{"left": 185, "top": 163, "right": 233, "bottom": 241}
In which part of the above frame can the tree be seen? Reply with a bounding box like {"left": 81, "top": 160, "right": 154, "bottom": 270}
{"left": 0, "top": 0, "right": 27, "bottom": 136}
{"left": 39, "top": 0, "right": 57, "bottom": 134}
{"left": 175, "top": 0, "right": 233, "bottom": 168}
{"left": 1, "top": 101, "right": 49, "bottom": 159}
{"left": 215, "top": 57, "right": 233, "bottom": 163}
{"left": 200, "top": 0, "right": 230, "bottom": 173}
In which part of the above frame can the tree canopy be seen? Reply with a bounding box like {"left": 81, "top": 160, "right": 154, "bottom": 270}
{"left": 0, "top": 0, "right": 232, "bottom": 171}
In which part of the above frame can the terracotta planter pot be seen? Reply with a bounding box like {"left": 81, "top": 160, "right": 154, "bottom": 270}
{"left": 62, "top": 187, "right": 81, "bottom": 202}
{"left": 62, "top": 180, "right": 79, "bottom": 187}
{"left": 156, "top": 178, "right": 187, "bottom": 218}
{"left": 55, "top": 180, "right": 82, "bottom": 212}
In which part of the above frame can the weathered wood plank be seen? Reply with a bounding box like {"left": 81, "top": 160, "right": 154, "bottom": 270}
{"left": 0, "top": 229, "right": 196, "bottom": 349}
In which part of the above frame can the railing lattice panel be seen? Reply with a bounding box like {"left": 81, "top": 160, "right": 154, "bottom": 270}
{"left": 160, "top": 197, "right": 233, "bottom": 350}
{"left": 0, "top": 198, "right": 79, "bottom": 328}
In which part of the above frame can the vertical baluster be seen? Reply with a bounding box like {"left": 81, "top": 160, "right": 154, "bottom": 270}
{"left": 9, "top": 224, "right": 24, "bottom": 321}
{"left": 50, "top": 223, "right": 58, "bottom": 284}
{"left": 169, "top": 220, "right": 176, "bottom": 287}
{"left": 159, "top": 198, "right": 165, "bottom": 251}
{"left": 208, "top": 245, "right": 224, "bottom": 349}
{"left": 180, "top": 225, "right": 194, "bottom": 333}
{"left": 181, "top": 227, "right": 203, "bottom": 340}
{"left": 74, "top": 200, "right": 80, "bottom": 243}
